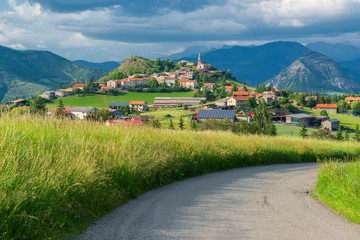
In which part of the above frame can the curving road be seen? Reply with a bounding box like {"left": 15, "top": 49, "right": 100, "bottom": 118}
{"left": 78, "top": 163, "right": 360, "bottom": 240}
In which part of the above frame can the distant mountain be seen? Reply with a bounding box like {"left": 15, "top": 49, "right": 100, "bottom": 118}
{"left": 306, "top": 42, "right": 360, "bottom": 62}
{"left": 267, "top": 51, "right": 360, "bottom": 93}
{"left": 340, "top": 58, "right": 360, "bottom": 82}
{"left": 0, "top": 45, "right": 108, "bottom": 103}
{"left": 73, "top": 60, "right": 121, "bottom": 71}
{"left": 167, "top": 46, "right": 215, "bottom": 60}
{"left": 181, "top": 41, "right": 309, "bottom": 86}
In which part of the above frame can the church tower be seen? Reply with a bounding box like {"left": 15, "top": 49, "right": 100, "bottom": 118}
{"left": 198, "top": 53, "right": 201, "bottom": 65}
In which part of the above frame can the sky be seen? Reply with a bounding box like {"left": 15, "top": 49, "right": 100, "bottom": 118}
{"left": 1, "top": 0, "right": 360, "bottom": 62}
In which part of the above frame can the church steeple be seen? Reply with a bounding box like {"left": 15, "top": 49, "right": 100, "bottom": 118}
{"left": 198, "top": 53, "right": 201, "bottom": 65}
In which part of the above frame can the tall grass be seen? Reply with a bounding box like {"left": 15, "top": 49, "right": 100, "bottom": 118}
{"left": 1, "top": 115, "right": 360, "bottom": 239}
{"left": 316, "top": 161, "right": 360, "bottom": 223}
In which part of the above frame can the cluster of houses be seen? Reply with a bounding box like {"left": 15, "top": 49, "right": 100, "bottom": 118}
{"left": 105, "top": 53, "right": 221, "bottom": 90}
{"left": 40, "top": 84, "right": 87, "bottom": 99}
{"left": 215, "top": 88, "right": 278, "bottom": 108}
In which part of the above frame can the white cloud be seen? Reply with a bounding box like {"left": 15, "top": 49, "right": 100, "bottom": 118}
{"left": 8, "top": 43, "right": 25, "bottom": 49}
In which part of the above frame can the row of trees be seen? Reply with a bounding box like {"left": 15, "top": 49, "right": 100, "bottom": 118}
{"left": 300, "top": 122, "right": 360, "bottom": 141}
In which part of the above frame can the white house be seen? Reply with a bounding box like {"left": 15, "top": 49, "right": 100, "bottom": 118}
{"left": 70, "top": 107, "right": 99, "bottom": 119}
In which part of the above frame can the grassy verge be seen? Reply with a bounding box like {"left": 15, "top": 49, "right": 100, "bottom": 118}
{"left": 1, "top": 115, "right": 360, "bottom": 239}
{"left": 316, "top": 161, "right": 360, "bottom": 223}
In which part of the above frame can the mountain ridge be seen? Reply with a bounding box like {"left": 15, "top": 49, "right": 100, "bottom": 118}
{"left": 267, "top": 50, "right": 360, "bottom": 93}
{"left": 0, "top": 45, "right": 108, "bottom": 103}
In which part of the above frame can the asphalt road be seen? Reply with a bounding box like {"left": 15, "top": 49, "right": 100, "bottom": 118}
{"left": 78, "top": 163, "right": 360, "bottom": 240}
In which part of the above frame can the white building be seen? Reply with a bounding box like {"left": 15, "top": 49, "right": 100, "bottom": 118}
{"left": 69, "top": 107, "right": 99, "bottom": 119}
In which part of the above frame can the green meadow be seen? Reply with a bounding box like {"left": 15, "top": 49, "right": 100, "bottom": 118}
{"left": 46, "top": 91, "right": 196, "bottom": 109}
{"left": 1, "top": 115, "right": 360, "bottom": 239}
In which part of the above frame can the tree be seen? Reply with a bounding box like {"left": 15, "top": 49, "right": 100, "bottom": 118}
{"left": 30, "top": 96, "right": 47, "bottom": 114}
{"left": 56, "top": 99, "right": 65, "bottom": 117}
{"left": 299, "top": 121, "right": 308, "bottom": 138}
{"left": 226, "top": 69, "right": 232, "bottom": 78}
{"left": 319, "top": 110, "right": 328, "bottom": 116}
{"left": 246, "top": 97, "right": 257, "bottom": 109}
{"left": 169, "top": 119, "right": 174, "bottom": 129}
{"left": 351, "top": 101, "right": 360, "bottom": 115}
{"left": 353, "top": 124, "right": 360, "bottom": 141}
{"left": 344, "top": 130, "right": 350, "bottom": 141}
{"left": 178, "top": 116, "right": 185, "bottom": 130}
{"left": 269, "top": 122, "right": 277, "bottom": 136}
{"left": 338, "top": 100, "right": 348, "bottom": 112}
{"left": 253, "top": 99, "right": 271, "bottom": 135}
{"left": 87, "top": 77, "right": 94, "bottom": 89}
{"left": 190, "top": 120, "right": 197, "bottom": 131}
{"left": 148, "top": 78, "right": 159, "bottom": 88}
{"left": 336, "top": 125, "right": 343, "bottom": 141}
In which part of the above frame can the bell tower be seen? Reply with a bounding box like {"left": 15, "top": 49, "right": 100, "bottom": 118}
{"left": 198, "top": 53, "right": 201, "bottom": 65}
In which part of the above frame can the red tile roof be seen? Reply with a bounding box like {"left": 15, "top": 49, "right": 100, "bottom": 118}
{"left": 74, "top": 84, "right": 86, "bottom": 87}
{"left": 203, "top": 83, "right": 215, "bottom": 86}
{"left": 101, "top": 86, "right": 114, "bottom": 90}
{"left": 107, "top": 120, "right": 143, "bottom": 126}
{"left": 238, "top": 86, "right": 244, "bottom": 90}
{"left": 130, "top": 101, "right": 146, "bottom": 105}
{"left": 233, "top": 91, "right": 249, "bottom": 96}
{"left": 345, "top": 97, "right": 360, "bottom": 101}
{"left": 11, "top": 99, "right": 26, "bottom": 103}
{"left": 316, "top": 104, "right": 337, "bottom": 108}
{"left": 224, "top": 86, "right": 232, "bottom": 89}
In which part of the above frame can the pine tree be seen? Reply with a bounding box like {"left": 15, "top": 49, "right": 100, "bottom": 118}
{"left": 56, "top": 99, "right": 65, "bottom": 117}
{"left": 353, "top": 124, "right": 360, "bottom": 142}
{"left": 344, "top": 130, "right": 349, "bottom": 141}
{"left": 299, "top": 121, "right": 308, "bottom": 138}
{"left": 190, "top": 120, "right": 197, "bottom": 131}
{"left": 169, "top": 119, "right": 174, "bottom": 129}
{"left": 269, "top": 122, "right": 277, "bottom": 136}
{"left": 178, "top": 116, "right": 185, "bottom": 130}
{"left": 336, "top": 125, "right": 343, "bottom": 141}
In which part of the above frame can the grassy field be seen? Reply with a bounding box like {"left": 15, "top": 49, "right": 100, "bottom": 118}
{"left": 316, "top": 161, "right": 360, "bottom": 224}
{"left": 2, "top": 115, "right": 360, "bottom": 239}
{"left": 46, "top": 91, "right": 196, "bottom": 110}
{"left": 275, "top": 124, "right": 316, "bottom": 137}
{"left": 304, "top": 107, "right": 360, "bottom": 131}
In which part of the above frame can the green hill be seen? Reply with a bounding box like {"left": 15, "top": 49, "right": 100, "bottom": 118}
{"left": 102, "top": 56, "right": 174, "bottom": 80}
{"left": 267, "top": 51, "right": 360, "bottom": 93}
{"left": 0, "top": 45, "right": 108, "bottom": 103}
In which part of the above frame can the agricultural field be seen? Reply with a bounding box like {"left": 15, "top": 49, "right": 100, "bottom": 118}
{"left": 46, "top": 91, "right": 196, "bottom": 110}
{"left": 1, "top": 115, "right": 360, "bottom": 239}
{"left": 275, "top": 124, "right": 316, "bottom": 137}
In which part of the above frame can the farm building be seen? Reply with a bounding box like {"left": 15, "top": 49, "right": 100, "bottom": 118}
{"left": 315, "top": 104, "right": 337, "bottom": 114}
{"left": 129, "top": 101, "right": 148, "bottom": 111}
{"left": 70, "top": 107, "right": 98, "bottom": 120}
{"left": 197, "top": 109, "right": 236, "bottom": 123}
{"left": 273, "top": 114, "right": 330, "bottom": 127}
{"left": 153, "top": 97, "right": 206, "bottom": 108}
{"left": 321, "top": 119, "right": 340, "bottom": 131}
{"left": 109, "top": 102, "right": 129, "bottom": 109}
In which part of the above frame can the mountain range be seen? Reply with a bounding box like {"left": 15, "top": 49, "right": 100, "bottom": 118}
{"left": 73, "top": 60, "right": 121, "bottom": 71}
{"left": 0, "top": 46, "right": 108, "bottom": 103}
{"left": 306, "top": 41, "right": 360, "bottom": 62}
{"left": 267, "top": 51, "right": 360, "bottom": 93}
{"left": 178, "top": 41, "right": 309, "bottom": 86}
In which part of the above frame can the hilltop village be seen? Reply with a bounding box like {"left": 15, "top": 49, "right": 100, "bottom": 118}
{"left": 4, "top": 54, "right": 360, "bottom": 139}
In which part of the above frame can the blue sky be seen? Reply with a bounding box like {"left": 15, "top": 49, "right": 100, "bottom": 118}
{"left": 1, "top": 0, "right": 360, "bottom": 62}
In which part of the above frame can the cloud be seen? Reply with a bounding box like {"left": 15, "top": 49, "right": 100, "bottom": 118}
{"left": 8, "top": 43, "right": 25, "bottom": 49}
{"left": 1, "top": 0, "right": 360, "bottom": 61}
